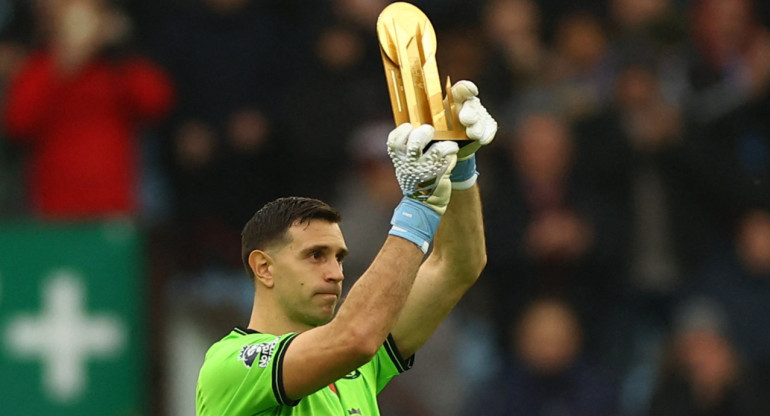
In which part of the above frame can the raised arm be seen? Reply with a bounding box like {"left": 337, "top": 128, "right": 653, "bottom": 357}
{"left": 391, "top": 80, "right": 498, "bottom": 357}
{"left": 281, "top": 125, "right": 459, "bottom": 400}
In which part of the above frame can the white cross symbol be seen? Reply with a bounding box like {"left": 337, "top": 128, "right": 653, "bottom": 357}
{"left": 4, "top": 269, "right": 125, "bottom": 402}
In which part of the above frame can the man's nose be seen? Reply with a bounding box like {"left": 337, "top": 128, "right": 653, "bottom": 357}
{"left": 325, "top": 261, "right": 344, "bottom": 282}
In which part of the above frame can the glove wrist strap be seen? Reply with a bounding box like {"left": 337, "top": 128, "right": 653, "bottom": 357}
{"left": 389, "top": 198, "right": 440, "bottom": 254}
{"left": 451, "top": 155, "right": 478, "bottom": 190}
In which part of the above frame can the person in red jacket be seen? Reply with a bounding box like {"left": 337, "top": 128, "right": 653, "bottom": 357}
{"left": 2, "top": 0, "right": 174, "bottom": 219}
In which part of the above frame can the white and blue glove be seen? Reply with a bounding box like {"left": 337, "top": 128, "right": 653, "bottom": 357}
{"left": 450, "top": 80, "right": 497, "bottom": 190}
{"left": 387, "top": 123, "right": 459, "bottom": 253}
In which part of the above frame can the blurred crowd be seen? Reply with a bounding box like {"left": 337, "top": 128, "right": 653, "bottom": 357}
{"left": 1, "top": 0, "right": 770, "bottom": 415}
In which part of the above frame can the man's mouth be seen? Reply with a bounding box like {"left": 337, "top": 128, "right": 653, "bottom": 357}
{"left": 317, "top": 292, "right": 339, "bottom": 299}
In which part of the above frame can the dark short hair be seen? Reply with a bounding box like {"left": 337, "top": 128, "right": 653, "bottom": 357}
{"left": 241, "top": 197, "right": 342, "bottom": 280}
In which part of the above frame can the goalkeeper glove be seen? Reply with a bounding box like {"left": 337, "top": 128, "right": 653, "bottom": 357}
{"left": 387, "top": 123, "right": 458, "bottom": 253}
{"left": 450, "top": 80, "right": 498, "bottom": 189}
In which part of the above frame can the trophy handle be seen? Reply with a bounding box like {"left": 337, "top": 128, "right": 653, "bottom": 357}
{"left": 377, "top": 2, "right": 468, "bottom": 141}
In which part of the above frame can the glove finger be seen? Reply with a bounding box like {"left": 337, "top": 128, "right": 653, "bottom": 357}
{"left": 387, "top": 123, "right": 413, "bottom": 153}
{"left": 451, "top": 80, "right": 479, "bottom": 103}
{"left": 477, "top": 118, "right": 498, "bottom": 145}
{"left": 458, "top": 97, "right": 483, "bottom": 127}
{"left": 406, "top": 124, "right": 435, "bottom": 156}
{"left": 467, "top": 121, "right": 486, "bottom": 141}
{"left": 459, "top": 99, "right": 498, "bottom": 143}
{"left": 467, "top": 116, "right": 497, "bottom": 143}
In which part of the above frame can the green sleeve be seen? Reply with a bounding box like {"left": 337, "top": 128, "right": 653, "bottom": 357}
{"left": 372, "top": 334, "right": 415, "bottom": 394}
{"left": 196, "top": 332, "right": 299, "bottom": 415}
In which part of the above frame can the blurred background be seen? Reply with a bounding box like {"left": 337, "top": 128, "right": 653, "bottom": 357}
{"left": 0, "top": 0, "right": 769, "bottom": 414}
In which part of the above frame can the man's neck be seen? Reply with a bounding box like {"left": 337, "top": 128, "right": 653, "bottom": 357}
{"left": 247, "top": 298, "right": 312, "bottom": 335}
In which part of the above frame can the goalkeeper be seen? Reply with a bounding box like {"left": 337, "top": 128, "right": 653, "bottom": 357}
{"left": 196, "top": 81, "right": 497, "bottom": 415}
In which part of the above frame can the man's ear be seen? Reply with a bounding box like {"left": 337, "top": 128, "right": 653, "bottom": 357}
{"left": 249, "top": 250, "right": 275, "bottom": 288}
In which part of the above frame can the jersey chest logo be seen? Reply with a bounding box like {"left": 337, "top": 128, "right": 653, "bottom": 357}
{"left": 342, "top": 369, "right": 361, "bottom": 380}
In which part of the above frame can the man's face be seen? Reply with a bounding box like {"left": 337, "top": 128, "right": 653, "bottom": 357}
{"left": 269, "top": 220, "right": 348, "bottom": 329}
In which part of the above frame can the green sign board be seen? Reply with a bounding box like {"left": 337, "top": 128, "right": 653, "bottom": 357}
{"left": 0, "top": 220, "right": 146, "bottom": 414}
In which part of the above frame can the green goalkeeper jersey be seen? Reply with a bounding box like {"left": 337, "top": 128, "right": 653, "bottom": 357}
{"left": 196, "top": 327, "right": 413, "bottom": 415}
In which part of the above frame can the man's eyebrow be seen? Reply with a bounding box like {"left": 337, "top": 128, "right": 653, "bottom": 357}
{"left": 300, "top": 244, "right": 349, "bottom": 259}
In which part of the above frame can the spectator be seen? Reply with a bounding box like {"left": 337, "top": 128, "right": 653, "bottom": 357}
{"left": 2, "top": 0, "right": 173, "bottom": 219}
{"left": 481, "top": 0, "right": 546, "bottom": 96}
{"left": 607, "top": 0, "right": 684, "bottom": 49}
{"left": 279, "top": 17, "right": 387, "bottom": 204}
{"left": 648, "top": 297, "right": 770, "bottom": 415}
{"left": 663, "top": 0, "right": 770, "bottom": 124}
{"left": 692, "top": 209, "right": 770, "bottom": 368}
{"left": 506, "top": 9, "right": 614, "bottom": 125}
{"left": 464, "top": 296, "right": 620, "bottom": 416}
{"left": 547, "top": 11, "right": 614, "bottom": 120}
{"left": 145, "top": 0, "right": 313, "bottom": 275}
{"left": 572, "top": 51, "right": 691, "bottom": 415}
{"left": 482, "top": 110, "right": 623, "bottom": 357}
{"left": 645, "top": 0, "right": 770, "bottom": 270}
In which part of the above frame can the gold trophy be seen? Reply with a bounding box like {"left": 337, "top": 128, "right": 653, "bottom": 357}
{"left": 377, "top": 2, "right": 468, "bottom": 141}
